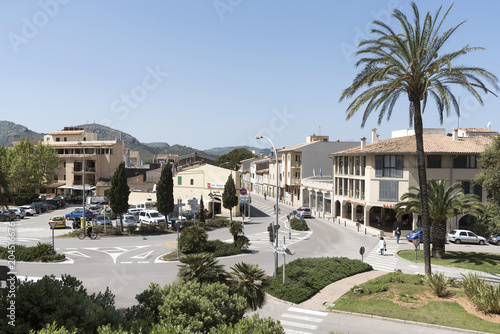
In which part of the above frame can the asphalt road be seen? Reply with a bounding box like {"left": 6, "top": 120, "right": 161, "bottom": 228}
{"left": 2, "top": 198, "right": 498, "bottom": 333}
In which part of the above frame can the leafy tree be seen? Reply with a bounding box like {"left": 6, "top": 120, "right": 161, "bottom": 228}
{"left": 108, "top": 162, "right": 130, "bottom": 231}
{"left": 339, "top": 3, "right": 498, "bottom": 275}
{"left": 0, "top": 275, "right": 122, "bottom": 334}
{"left": 229, "top": 220, "right": 243, "bottom": 244}
{"left": 179, "top": 225, "right": 208, "bottom": 253}
{"left": 210, "top": 313, "right": 285, "bottom": 334}
{"left": 0, "top": 146, "right": 12, "bottom": 208}
{"left": 156, "top": 163, "right": 174, "bottom": 220}
{"left": 395, "top": 179, "right": 485, "bottom": 258}
{"left": 178, "top": 252, "right": 230, "bottom": 285}
{"left": 230, "top": 262, "right": 271, "bottom": 311}
{"left": 223, "top": 174, "right": 238, "bottom": 222}
{"left": 199, "top": 195, "right": 205, "bottom": 222}
{"left": 5, "top": 138, "right": 59, "bottom": 194}
{"left": 158, "top": 280, "right": 247, "bottom": 332}
{"left": 215, "top": 148, "right": 255, "bottom": 170}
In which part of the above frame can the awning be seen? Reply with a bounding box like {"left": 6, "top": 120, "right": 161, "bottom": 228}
{"left": 47, "top": 182, "right": 66, "bottom": 188}
{"left": 72, "top": 185, "right": 96, "bottom": 191}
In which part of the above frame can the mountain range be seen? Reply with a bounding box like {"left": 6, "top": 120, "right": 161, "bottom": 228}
{"left": 0, "top": 121, "right": 268, "bottom": 161}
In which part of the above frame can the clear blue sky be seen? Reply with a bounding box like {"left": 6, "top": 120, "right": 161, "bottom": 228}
{"left": 1, "top": 0, "right": 499, "bottom": 150}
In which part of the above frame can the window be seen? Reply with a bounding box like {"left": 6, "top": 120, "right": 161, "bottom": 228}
{"left": 55, "top": 137, "right": 60, "bottom": 142}
{"left": 453, "top": 155, "right": 476, "bottom": 168}
{"left": 178, "top": 176, "right": 182, "bottom": 185}
{"left": 375, "top": 155, "right": 403, "bottom": 177}
{"left": 461, "top": 181, "right": 482, "bottom": 201}
{"left": 379, "top": 180, "right": 399, "bottom": 201}
{"left": 63, "top": 174, "right": 66, "bottom": 181}
{"left": 190, "top": 179, "right": 194, "bottom": 185}
{"left": 64, "top": 137, "right": 67, "bottom": 141}
{"left": 53, "top": 174, "right": 58, "bottom": 181}
{"left": 344, "top": 157, "right": 348, "bottom": 174}
{"left": 427, "top": 155, "right": 442, "bottom": 168}
{"left": 355, "top": 156, "right": 360, "bottom": 175}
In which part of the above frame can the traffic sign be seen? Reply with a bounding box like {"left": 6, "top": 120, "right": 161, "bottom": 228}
{"left": 240, "top": 188, "right": 247, "bottom": 195}
{"left": 48, "top": 222, "right": 57, "bottom": 229}
{"left": 359, "top": 246, "right": 365, "bottom": 255}
{"left": 411, "top": 238, "right": 421, "bottom": 249}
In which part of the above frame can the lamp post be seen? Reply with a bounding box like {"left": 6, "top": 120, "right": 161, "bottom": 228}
{"left": 255, "top": 135, "right": 279, "bottom": 277}
{"left": 77, "top": 141, "right": 86, "bottom": 230}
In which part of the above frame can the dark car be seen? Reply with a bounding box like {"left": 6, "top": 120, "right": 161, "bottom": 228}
{"left": 46, "top": 199, "right": 61, "bottom": 209}
{"left": 0, "top": 210, "right": 13, "bottom": 222}
{"left": 181, "top": 210, "right": 197, "bottom": 220}
{"left": 65, "top": 208, "right": 94, "bottom": 221}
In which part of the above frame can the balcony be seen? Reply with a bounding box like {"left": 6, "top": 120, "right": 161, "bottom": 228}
{"left": 73, "top": 167, "right": 96, "bottom": 173}
{"left": 290, "top": 178, "right": 301, "bottom": 185}
{"left": 291, "top": 161, "right": 301, "bottom": 168}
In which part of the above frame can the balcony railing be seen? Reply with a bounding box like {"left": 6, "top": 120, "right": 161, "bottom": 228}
{"left": 291, "top": 161, "right": 301, "bottom": 168}
{"left": 290, "top": 178, "right": 301, "bottom": 185}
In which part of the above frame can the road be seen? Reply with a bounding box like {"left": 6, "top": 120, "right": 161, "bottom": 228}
{"left": 2, "top": 197, "right": 499, "bottom": 333}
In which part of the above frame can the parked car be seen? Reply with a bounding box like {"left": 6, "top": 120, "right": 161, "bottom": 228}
{"left": 181, "top": 210, "right": 197, "bottom": 220}
{"left": 0, "top": 209, "right": 15, "bottom": 221}
{"left": 127, "top": 208, "right": 143, "bottom": 222}
{"left": 95, "top": 214, "right": 113, "bottom": 226}
{"left": 405, "top": 228, "right": 445, "bottom": 243}
{"left": 89, "top": 205, "right": 101, "bottom": 215}
{"left": 19, "top": 205, "right": 37, "bottom": 216}
{"left": 448, "top": 229, "right": 487, "bottom": 245}
{"left": 65, "top": 208, "right": 94, "bottom": 221}
{"left": 116, "top": 214, "right": 138, "bottom": 227}
{"left": 488, "top": 234, "right": 500, "bottom": 246}
{"left": 46, "top": 199, "right": 61, "bottom": 209}
{"left": 0, "top": 210, "right": 11, "bottom": 222}
{"left": 49, "top": 215, "right": 66, "bottom": 229}
{"left": 31, "top": 202, "right": 44, "bottom": 213}
{"left": 10, "top": 208, "right": 26, "bottom": 219}
{"left": 139, "top": 210, "right": 166, "bottom": 224}
{"left": 295, "top": 206, "right": 312, "bottom": 218}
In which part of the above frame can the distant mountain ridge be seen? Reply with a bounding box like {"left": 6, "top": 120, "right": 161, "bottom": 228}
{"left": 0, "top": 121, "right": 267, "bottom": 160}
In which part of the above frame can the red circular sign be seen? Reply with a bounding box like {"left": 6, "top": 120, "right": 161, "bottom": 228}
{"left": 240, "top": 188, "right": 247, "bottom": 195}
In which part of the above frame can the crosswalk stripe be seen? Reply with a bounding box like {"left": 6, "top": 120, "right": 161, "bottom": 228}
{"left": 287, "top": 307, "right": 328, "bottom": 316}
{"left": 280, "top": 320, "right": 318, "bottom": 330}
{"left": 281, "top": 313, "right": 323, "bottom": 323}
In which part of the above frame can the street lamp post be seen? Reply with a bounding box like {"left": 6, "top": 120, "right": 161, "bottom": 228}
{"left": 255, "top": 135, "right": 279, "bottom": 277}
{"left": 78, "top": 141, "right": 86, "bottom": 230}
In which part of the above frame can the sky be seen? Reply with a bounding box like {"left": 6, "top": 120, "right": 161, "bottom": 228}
{"left": 1, "top": 0, "right": 499, "bottom": 151}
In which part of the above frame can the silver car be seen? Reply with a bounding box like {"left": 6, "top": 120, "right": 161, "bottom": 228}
{"left": 94, "top": 215, "right": 113, "bottom": 226}
{"left": 447, "top": 229, "right": 487, "bottom": 245}
{"left": 488, "top": 234, "right": 500, "bottom": 246}
{"left": 116, "top": 214, "right": 138, "bottom": 227}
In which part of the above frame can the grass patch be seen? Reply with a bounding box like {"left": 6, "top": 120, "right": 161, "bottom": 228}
{"left": 398, "top": 250, "right": 500, "bottom": 274}
{"left": 265, "top": 257, "right": 372, "bottom": 304}
{"left": 332, "top": 272, "right": 500, "bottom": 333}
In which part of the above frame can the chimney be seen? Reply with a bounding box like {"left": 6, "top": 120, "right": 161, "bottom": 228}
{"left": 371, "top": 128, "right": 379, "bottom": 143}
{"left": 360, "top": 137, "right": 366, "bottom": 150}
{"left": 452, "top": 128, "right": 458, "bottom": 141}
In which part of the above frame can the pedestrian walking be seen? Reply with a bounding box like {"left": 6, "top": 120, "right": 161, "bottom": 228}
{"left": 264, "top": 192, "right": 267, "bottom": 200}
{"left": 395, "top": 227, "right": 401, "bottom": 244}
{"left": 379, "top": 236, "right": 386, "bottom": 255}
{"left": 393, "top": 221, "right": 399, "bottom": 237}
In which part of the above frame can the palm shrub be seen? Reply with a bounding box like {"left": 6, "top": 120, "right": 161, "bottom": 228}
{"left": 178, "top": 252, "right": 229, "bottom": 285}
{"left": 461, "top": 273, "right": 500, "bottom": 314}
{"left": 230, "top": 262, "right": 271, "bottom": 311}
{"left": 234, "top": 235, "right": 250, "bottom": 250}
{"left": 179, "top": 225, "right": 208, "bottom": 253}
{"left": 425, "top": 272, "right": 448, "bottom": 297}
{"left": 229, "top": 220, "right": 243, "bottom": 243}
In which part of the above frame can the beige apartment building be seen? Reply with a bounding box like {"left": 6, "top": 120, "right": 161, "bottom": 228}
{"left": 330, "top": 128, "right": 497, "bottom": 232}
{"left": 42, "top": 127, "right": 124, "bottom": 198}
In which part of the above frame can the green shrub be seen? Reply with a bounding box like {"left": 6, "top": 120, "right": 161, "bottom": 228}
{"left": 461, "top": 273, "right": 500, "bottom": 314}
{"left": 425, "top": 272, "right": 448, "bottom": 297}
{"left": 179, "top": 226, "right": 208, "bottom": 253}
{"left": 0, "top": 242, "right": 65, "bottom": 262}
{"left": 290, "top": 217, "right": 309, "bottom": 231}
{"left": 265, "top": 257, "right": 372, "bottom": 304}
{"left": 126, "top": 225, "right": 137, "bottom": 235}
{"left": 207, "top": 218, "right": 231, "bottom": 228}
{"left": 204, "top": 240, "right": 243, "bottom": 257}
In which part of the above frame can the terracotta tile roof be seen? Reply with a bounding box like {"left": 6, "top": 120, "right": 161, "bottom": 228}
{"left": 458, "top": 128, "right": 497, "bottom": 134}
{"left": 331, "top": 134, "right": 497, "bottom": 156}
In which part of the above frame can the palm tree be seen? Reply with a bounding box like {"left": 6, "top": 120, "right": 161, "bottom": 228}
{"left": 229, "top": 220, "right": 243, "bottom": 244}
{"left": 179, "top": 225, "right": 208, "bottom": 253}
{"left": 395, "top": 179, "right": 484, "bottom": 258}
{"left": 178, "top": 252, "right": 229, "bottom": 285}
{"left": 230, "top": 262, "right": 270, "bottom": 311}
{"left": 340, "top": 3, "right": 498, "bottom": 275}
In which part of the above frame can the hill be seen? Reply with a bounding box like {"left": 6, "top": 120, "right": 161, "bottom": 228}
{"left": 0, "top": 121, "right": 45, "bottom": 146}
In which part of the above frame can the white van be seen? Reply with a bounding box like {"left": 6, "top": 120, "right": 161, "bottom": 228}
{"left": 137, "top": 200, "right": 157, "bottom": 211}
{"left": 138, "top": 210, "right": 165, "bottom": 224}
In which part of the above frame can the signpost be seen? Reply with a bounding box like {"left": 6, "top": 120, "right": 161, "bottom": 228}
{"left": 48, "top": 222, "right": 57, "bottom": 252}
{"left": 359, "top": 246, "right": 365, "bottom": 263}
{"left": 411, "top": 238, "right": 421, "bottom": 261}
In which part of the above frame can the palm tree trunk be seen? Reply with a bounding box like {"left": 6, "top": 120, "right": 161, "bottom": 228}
{"left": 412, "top": 100, "right": 432, "bottom": 276}
{"left": 432, "top": 220, "right": 447, "bottom": 259}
